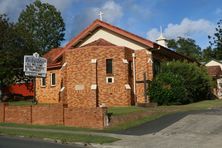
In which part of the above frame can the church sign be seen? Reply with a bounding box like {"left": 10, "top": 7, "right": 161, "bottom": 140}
{"left": 23, "top": 52, "right": 47, "bottom": 77}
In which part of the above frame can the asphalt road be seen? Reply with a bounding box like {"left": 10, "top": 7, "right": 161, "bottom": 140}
{"left": 114, "top": 109, "right": 210, "bottom": 135}
{"left": 0, "top": 136, "right": 83, "bottom": 148}
{"left": 100, "top": 108, "right": 222, "bottom": 148}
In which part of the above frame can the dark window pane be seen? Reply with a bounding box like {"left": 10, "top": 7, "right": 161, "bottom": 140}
{"left": 108, "top": 78, "right": 113, "bottom": 83}
{"left": 106, "top": 59, "right": 113, "bottom": 74}
{"left": 41, "top": 78, "right": 46, "bottom": 86}
{"left": 51, "top": 73, "right": 56, "bottom": 85}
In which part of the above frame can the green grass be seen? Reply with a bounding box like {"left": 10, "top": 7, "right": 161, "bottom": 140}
{"left": 0, "top": 128, "right": 119, "bottom": 144}
{"left": 0, "top": 123, "right": 97, "bottom": 132}
{"left": 105, "top": 99, "right": 222, "bottom": 132}
{"left": 8, "top": 101, "right": 35, "bottom": 106}
{"left": 108, "top": 106, "right": 146, "bottom": 116}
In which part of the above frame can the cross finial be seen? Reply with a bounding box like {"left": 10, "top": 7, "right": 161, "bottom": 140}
{"left": 160, "top": 26, "right": 163, "bottom": 35}
{"left": 98, "top": 11, "right": 104, "bottom": 21}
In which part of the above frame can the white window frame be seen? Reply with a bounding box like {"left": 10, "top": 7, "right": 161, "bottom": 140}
{"left": 106, "top": 77, "right": 114, "bottom": 84}
{"left": 50, "top": 73, "right": 56, "bottom": 86}
{"left": 41, "top": 77, "right": 46, "bottom": 87}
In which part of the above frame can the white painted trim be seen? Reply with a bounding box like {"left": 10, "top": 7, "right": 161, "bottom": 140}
{"left": 125, "top": 84, "right": 131, "bottom": 90}
{"left": 122, "top": 59, "right": 128, "bottom": 64}
{"left": 50, "top": 73, "right": 56, "bottom": 86}
{"left": 148, "top": 58, "right": 153, "bottom": 64}
{"left": 60, "top": 87, "right": 65, "bottom": 92}
{"left": 41, "top": 77, "right": 46, "bottom": 87}
{"left": 60, "top": 62, "right": 67, "bottom": 70}
{"left": 106, "top": 77, "right": 114, "bottom": 84}
{"left": 91, "top": 84, "right": 97, "bottom": 90}
{"left": 91, "top": 59, "right": 97, "bottom": 64}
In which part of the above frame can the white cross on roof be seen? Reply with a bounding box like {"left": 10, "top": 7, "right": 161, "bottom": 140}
{"left": 98, "top": 11, "right": 104, "bottom": 21}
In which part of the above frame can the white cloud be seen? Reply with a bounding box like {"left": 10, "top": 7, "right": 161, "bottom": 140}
{"left": 146, "top": 18, "right": 215, "bottom": 41}
{"left": 88, "top": 0, "right": 123, "bottom": 23}
{"left": 41, "top": 0, "right": 75, "bottom": 11}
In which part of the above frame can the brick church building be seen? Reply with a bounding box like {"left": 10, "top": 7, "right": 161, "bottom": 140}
{"left": 36, "top": 19, "right": 195, "bottom": 108}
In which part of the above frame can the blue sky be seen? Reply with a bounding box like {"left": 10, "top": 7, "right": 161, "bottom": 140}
{"left": 0, "top": 0, "right": 221, "bottom": 49}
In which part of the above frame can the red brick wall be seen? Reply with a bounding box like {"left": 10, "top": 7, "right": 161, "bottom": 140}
{"left": 64, "top": 46, "right": 134, "bottom": 107}
{"left": 0, "top": 103, "right": 107, "bottom": 129}
{"left": 0, "top": 104, "right": 5, "bottom": 122}
{"left": 32, "top": 104, "right": 64, "bottom": 125}
{"left": 5, "top": 106, "right": 31, "bottom": 124}
{"left": 64, "top": 107, "right": 106, "bottom": 129}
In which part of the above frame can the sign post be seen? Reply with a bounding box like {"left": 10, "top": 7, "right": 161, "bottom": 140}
{"left": 23, "top": 52, "right": 47, "bottom": 103}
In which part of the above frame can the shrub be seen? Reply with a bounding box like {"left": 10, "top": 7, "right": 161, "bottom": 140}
{"left": 161, "top": 61, "right": 212, "bottom": 102}
{"left": 148, "top": 72, "right": 188, "bottom": 105}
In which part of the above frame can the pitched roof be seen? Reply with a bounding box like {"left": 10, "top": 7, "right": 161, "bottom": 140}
{"left": 45, "top": 19, "right": 196, "bottom": 65}
{"left": 52, "top": 19, "right": 155, "bottom": 62}
{"left": 207, "top": 66, "right": 222, "bottom": 77}
{"left": 43, "top": 47, "right": 63, "bottom": 69}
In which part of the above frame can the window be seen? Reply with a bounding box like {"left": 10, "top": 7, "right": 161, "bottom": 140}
{"left": 106, "top": 59, "right": 113, "bottom": 74}
{"left": 51, "top": 73, "right": 56, "bottom": 86}
{"left": 128, "top": 61, "right": 132, "bottom": 76}
{"left": 41, "top": 77, "right": 46, "bottom": 87}
{"left": 153, "top": 60, "right": 161, "bottom": 76}
{"left": 106, "top": 77, "right": 114, "bottom": 84}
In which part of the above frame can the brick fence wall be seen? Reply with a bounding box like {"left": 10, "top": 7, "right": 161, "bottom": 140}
{"left": 0, "top": 103, "right": 107, "bottom": 129}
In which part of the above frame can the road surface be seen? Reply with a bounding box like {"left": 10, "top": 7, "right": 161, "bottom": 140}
{"left": 0, "top": 136, "right": 83, "bottom": 148}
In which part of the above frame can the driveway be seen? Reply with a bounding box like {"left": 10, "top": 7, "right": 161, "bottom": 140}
{"left": 97, "top": 108, "right": 222, "bottom": 148}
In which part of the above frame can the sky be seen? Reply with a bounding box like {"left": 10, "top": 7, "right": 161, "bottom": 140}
{"left": 0, "top": 0, "right": 221, "bottom": 49}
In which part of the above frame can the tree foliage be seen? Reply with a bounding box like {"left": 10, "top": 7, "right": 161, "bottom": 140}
{"left": 168, "top": 37, "right": 201, "bottom": 60}
{"left": 0, "top": 14, "right": 36, "bottom": 86}
{"left": 18, "top": 0, "right": 65, "bottom": 53}
{"left": 208, "top": 19, "right": 222, "bottom": 60}
{"left": 202, "top": 46, "right": 216, "bottom": 62}
{"left": 148, "top": 61, "right": 212, "bottom": 105}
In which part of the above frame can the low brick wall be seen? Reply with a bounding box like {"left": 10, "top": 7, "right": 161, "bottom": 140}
{"left": 0, "top": 103, "right": 5, "bottom": 122}
{"left": 0, "top": 103, "right": 107, "bottom": 129}
{"left": 64, "top": 107, "right": 106, "bottom": 129}
{"left": 32, "top": 104, "right": 64, "bottom": 125}
{"left": 5, "top": 106, "right": 31, "bottom": 124}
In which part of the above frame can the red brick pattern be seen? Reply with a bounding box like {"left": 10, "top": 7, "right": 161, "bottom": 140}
{"left": 0, "top": 104, "right": 5, "bottom": 122}
{"left": 64, "top": 107, "right": 106, "bottom": 129}
{"left": 36, "top": 69, "right": 62, "bottom": 103}
{"left": 135, "top": 50, "right": 153, "bottom": 103}
{"left": 32, "top": 104, "right": 64, "bottom": 125}
{"left": 5, "top": 106, "right": 31, "bottom": 124}
{"left": 63, "top": 46, "right": 134, "bottom": 107}
{"left": 0, "top": 103, "right": 107, "bottom": 129}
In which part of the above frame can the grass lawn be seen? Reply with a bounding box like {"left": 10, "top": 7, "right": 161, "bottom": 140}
{"left": 108, "top": 106, "right": 146, "bottom": 116}
{"left": 105, "top": 99, "right": 222, "bottom": 131}
{"left": 0, "top": 127, "right": 119, "bottom": 144}
{"left": 7, "top": 101, "right": 35, "bottom": 106}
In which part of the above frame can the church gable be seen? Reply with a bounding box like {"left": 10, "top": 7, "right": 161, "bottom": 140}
{"left": 78, "top": 28, "right": 149, "bottom": 50}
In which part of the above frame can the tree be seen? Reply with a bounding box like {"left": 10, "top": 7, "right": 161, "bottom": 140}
{"left": 0, "top": 14, "right": 36, "bottom": 87}
{"left": 202, "top": 46, "right": 216, "bottom": 62}
{"left": 168, "top": 37, "right": 201, "bottom": 60}
{"left": 18, "top": 0, "right": 65, "bottom": 53}
{"left": 208, "top": 19, "right": 222, "bottom": 60}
